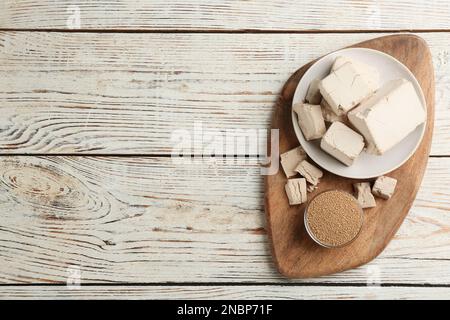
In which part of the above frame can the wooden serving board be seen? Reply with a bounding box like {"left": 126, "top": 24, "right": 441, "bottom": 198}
{"left": 265, "top": 34, "right": 435, "bottom": 278}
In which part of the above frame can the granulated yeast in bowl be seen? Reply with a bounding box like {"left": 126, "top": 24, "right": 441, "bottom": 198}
{"left": 304, "top": 190, "right": 363, "bottom": 248}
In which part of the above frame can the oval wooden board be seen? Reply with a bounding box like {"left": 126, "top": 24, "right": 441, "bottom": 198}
{"left": 265, "top": 34, "right": 435, "bottom": 278}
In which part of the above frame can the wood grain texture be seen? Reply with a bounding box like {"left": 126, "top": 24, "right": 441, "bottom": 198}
{"left": 266, "top": 35, "right": 436, "bottom": 278}
{"left": 0, "top": 32, "right": 448, "bottom": 155}
{"left": 0, "top": 156, "right": 448, "bottom": 284}
{"left": 1, "top": 1, "right": 450, "bottom": 31}
{"left": 1, "top": 285, "right": 449, "bottom": 300}
{"left": 1, "top": 2, "right": 449, "bottom": 298}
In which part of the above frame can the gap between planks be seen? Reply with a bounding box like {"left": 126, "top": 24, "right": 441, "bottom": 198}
{"left": 1, "top": 282, "right": 450, "bottom": 288}
{"left": 1, "top": 29, "right": 450, "bottom": 34}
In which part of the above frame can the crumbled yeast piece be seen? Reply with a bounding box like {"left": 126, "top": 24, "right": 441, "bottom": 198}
{"left": 293, "top": 103, "right": 326, "bottom": 141}
{"left": 295, "top": 160, "right": 323, "bottom": 186}
{"left": 307, "top": 184, "right": 318, "bottom": 193}
{"left": 285, "top": 178, "right": 307, "bottom": 205}
{"left": 372, "top": 176, "right": 397, "bottom": 199}
{"left": 353, "top": 182, "right": 376, "bottom": 208}
{"left": 320, "top": 98, "right": 347, "bottom": 123}
{"left": 280, "top": 146, "right": 306, "bottom": 178}
{"left": 306, "top": 79, "right": 322, "bottom": 105}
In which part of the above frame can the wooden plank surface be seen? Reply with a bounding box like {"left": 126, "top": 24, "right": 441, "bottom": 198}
{"left": 0, "top": 156, "right": 448, "bottom": 284}
{"left": 1, "top": 1, "right": 450, "bottom": 31}
{"left": 1, "top": 1, "right": 450, "bottom": 300}
{"left": 1, "top": 285, "right": 449, "bottom": 300}
{"left": 0, "top": 32, "right": 448, "bottom": 155}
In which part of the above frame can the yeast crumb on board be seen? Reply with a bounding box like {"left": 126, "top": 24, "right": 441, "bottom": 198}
{"left": 280, "top": 146, "right": 306, "bottom": 178}
{"left": 353, "top": 182, "right": 377, "bottom": 208}
{"left": 372, "top": 176, "right": 398, "bottom": 199}
{"left": 295, "top": 160, "right": 323, "bottom": 186}
{"left": 285, "top": 178, "right": 307, "bottom": 205}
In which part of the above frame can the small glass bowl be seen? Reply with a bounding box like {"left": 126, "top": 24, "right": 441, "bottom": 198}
{"left": 304, "top": 190, "right": 364, "bottom": 249}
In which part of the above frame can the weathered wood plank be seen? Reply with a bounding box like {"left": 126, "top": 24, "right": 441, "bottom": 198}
{"left": 0, "top": 156, "right": 448, "bottom": 284}
{"left": 0, "top": 32, "right": 448, "bottom": 155}
{"left": 1, "top": 1, "right": 450, "bottom": 31}
{"left": 1, "top": 285, "right": 449, "bottom": 300}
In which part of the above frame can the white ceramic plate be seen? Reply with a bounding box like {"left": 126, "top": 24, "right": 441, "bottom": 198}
{"left": 292, "top": 48, "right": 427, "bottom": 179}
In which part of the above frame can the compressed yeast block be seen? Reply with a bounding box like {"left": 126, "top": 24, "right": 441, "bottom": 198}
{"left": 320, "top": 121, "right": 364, "bottom": 166}
{"left": 293, "top": 103, "right": 326, "bottom": 141}
{"left": 348, "top": 79, "right": 426, "bottom": 155}
{"left": 319, "top": 61, "right": 373, "bottom": 115}
{"left": 285, "top": 178, "right": 307, "bottom": 205}
{"left": 331, "top": 56, "right": 380, "bottom": 91}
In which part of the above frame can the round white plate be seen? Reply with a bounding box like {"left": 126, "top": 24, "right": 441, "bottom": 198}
{"left": 292, "top": 48, "right": 427, "bottom": 179}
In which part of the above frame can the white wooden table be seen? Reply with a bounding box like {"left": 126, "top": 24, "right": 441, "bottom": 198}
{"left": 0, "top": 1, "right": 449, "bottom": 299}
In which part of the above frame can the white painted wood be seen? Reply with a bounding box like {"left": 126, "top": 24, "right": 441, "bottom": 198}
{"left": 0, "top": 32, "right": 448, "bottom": 155}
{"left": 0, "top": 156, "right": 448, "bottom": 284}
{"left": 1, "top": 1, "right": 450, "bottom": 31}
{"left": 0, "top": 285, "right": 449, "bottom": 299}
{"left": 1, "top": 2, "right": 449, "bottom": 299}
